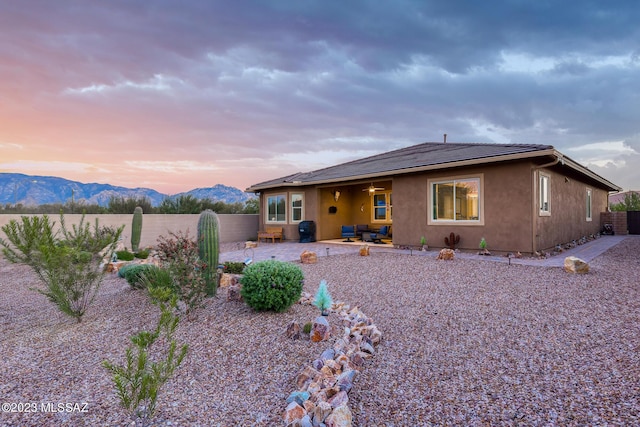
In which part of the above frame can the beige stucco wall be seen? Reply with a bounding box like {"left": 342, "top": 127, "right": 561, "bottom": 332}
{"left": 0, "top": 214, "right": 259, "bottom": 249}
{"left": 254, "top": 160, "right": 614, "bottom": 253}
{"left": 534, "top": 166, "right": 609, "bottom": 251}
{"left": 393, "top": 162, "right": 534, "bottom": 253}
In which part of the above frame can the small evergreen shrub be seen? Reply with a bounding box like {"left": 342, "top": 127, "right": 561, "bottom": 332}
{"left": 135, "top": 249, "right": 150, "bottom": 259}
{"left": 117, "top": 263, "right": 136, "bottom": 278}
{"left": 116, "top": 250, "right": 135, "bottom": 261}
{"left": 223, "top": 261, "right": 246, "bottom": 274}
{"left": 303, "top": 322, "right": 312, "bottom": 334}
{"left": 141, "top": 267, "right": 178, "bottom": 303}
{"left": 124, "top": 264, "right": 160, "bottom": 289}
{"left": 240, "top": 260, "right": 304, "bottom": 312}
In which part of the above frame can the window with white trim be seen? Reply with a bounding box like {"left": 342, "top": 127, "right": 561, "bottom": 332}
{"left": 371, "top": 192, "right": 392, "bottom": 222}
{"left": 291, "top": 193, "right": 304, "bottom": 222}
{"left": 586, "top": 188, "right": 592, "bottom": 221}
{"left": 431, "top": 177, "right": 481, "bottom": 222}
{"left": 266, "top": 194, "right": 286, "bottom": 223}
{"left": 539, "top": 173, "right": 550, "bottom": 216}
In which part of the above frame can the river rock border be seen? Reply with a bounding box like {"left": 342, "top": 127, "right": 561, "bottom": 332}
{"left": 283, "top": 293, "right": 382, "bottom": 426}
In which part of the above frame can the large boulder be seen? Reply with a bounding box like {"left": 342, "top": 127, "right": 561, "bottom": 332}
{"left": 564, "top": 256, "right": 590, "bottom": 274}
{"left": 359, "top": 245, "right": 370, "bottom": 256}
{"left": 300, "top": 250, "right": 318, "bottom": 264}
{"left": 436, "top": 248, "right": 455, "bottom": 260}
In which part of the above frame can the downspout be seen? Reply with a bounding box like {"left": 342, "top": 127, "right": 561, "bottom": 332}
{"left": 531, "top": 155, "right": 561, "bottom": 254}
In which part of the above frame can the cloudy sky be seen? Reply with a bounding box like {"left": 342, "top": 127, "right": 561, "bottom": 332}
{"left": 1, "top": 1, "right": 638, "bottom": 194}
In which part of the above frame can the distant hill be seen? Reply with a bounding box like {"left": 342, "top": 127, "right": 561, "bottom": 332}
{"left": 0, "top": 173, "right": 254, "bottom": 207}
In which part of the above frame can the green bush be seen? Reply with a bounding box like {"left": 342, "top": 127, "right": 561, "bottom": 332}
{"left": 135, "top": 249, "right": 150, "bottom": 259}
{"left": 154, "top": 231, "right": 208, "bottom": 318}
{"left": 240, "top": 260, "right": 304, "bottom": 312}
{"left": 303, "top": 322, "right": 312, "bottom": 334}
{"left": 123, "top": 264, "right": 160, "bottom": 289}
{"left": 223, "top": 261, "right": 246, "bottom": 274}
{"left": 117, "top": 263, "right": 135, "bottom": 278}
{"left": 103, "top": 293, "right": 188, "bottom": 425}
{"left": 116, "top": 250, "right": 135, "bottom": 261}
{"left": 0, "top": 213, "right": 122, "bottom": 322}
{"left": 140, "top": 267, "right": 177, "bottom": 303}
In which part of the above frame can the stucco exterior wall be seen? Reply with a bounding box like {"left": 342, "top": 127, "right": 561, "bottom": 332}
{"left": 393, "top": 162, "right": 534, "bottom": 253}
{"left": 253, "top": 160, "right": 614, "bottom": 254}
{"left": 0, "top": 214, "right": 259, "bottom": 248}
{"left": 534, "top": 166, "right": 610, "bottom": 250}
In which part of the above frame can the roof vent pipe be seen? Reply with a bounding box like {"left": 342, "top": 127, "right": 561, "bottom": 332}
{"left": 443, "top": 133, "right": 447, "bottom": 143}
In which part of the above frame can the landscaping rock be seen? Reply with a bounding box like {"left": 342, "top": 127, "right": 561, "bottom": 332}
{"left": 287, "top": 390, "right": 310, "bottom": 406}
{"left": 219, "top": 273, "right": 241, "bottom": 287}
{"left": 328, "top": 390, "right": 349, "bottom": 408}
{"left": 227, "top": 283, "right": 243, "bottom": 301}
{"left": 296, "top": 366, "right": 321, "bottom": 389}
{"left": 437, "top": 248, "right": 455, "bottom": 260}
{"left": 300, "top": 414, "right": 313, "bottom": 427}
{"left": 320, "top": 348, "right": 335, "bottom": 361}
{"left": 286, "top": 321, "right": 302, "bottom": 340}
{"left": 313, "top": 401, "right": 333, "bottom": 424}
{"left": 311, "top": 316, "right": 331, "bottom": 342}
{"left": 283, "top": 401, "right": 306, "bottom": 424}
{"left": 300, "top": 250, "right": 318, "bottom": 264}
{"left": 564, "top": 256, "right": 590, "bottom": 274}
{"left": 325, "top": 404, "right": 352, "bottom": 427}
{"left": 336, "top": 369, "right": 357, "bottom": 393}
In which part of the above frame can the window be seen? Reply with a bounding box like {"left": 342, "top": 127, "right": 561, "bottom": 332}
{"left": 266, "top": 194, "right": 286, "bottom": 223}
{"left": 430, "top": 177, "right": 481, "bottom": 222}
{"left": 539, "top": 173, "right": 550, "bottom": 216}
{"left": 291, "top": 193, "right": 304, "bottom": 222}
{"left": 586, "top": 188, "right": 592, "bottom": 221}
{"left": 371, "top": 192, "right": 392, "bottom": 222}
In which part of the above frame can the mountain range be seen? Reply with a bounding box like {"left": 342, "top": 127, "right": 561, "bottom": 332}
{"left": 0, "top": 173, "right": 254, "bottom": 207}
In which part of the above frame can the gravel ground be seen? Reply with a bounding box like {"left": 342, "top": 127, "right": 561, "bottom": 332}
{"left": 1, "top": 237, "right": 639, "bottom": 426}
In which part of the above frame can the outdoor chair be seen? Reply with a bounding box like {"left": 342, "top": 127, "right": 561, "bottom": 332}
{"left": 368, "top": 225, "right": 390, "bottom": 244}
{"left": 341, "top": 225, "right": 356, "bottom": 242}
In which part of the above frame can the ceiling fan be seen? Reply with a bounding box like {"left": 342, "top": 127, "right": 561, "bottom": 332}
{"left": 363, "top": 183, "right": 385, "bottom": 195}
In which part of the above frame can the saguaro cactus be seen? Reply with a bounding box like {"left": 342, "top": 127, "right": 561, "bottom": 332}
{"left": 131, "top": 206, "right": 143, "bottom": 252}
{"left": 197, "top": 209, "right": 220, "bottom": 296}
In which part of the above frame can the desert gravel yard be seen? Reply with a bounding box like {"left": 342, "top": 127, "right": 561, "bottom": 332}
{"left": 1, "top": 237, "right": 639, "bottom": 426}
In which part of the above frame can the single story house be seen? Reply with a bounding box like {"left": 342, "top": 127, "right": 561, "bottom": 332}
{"left": 246, "top": 142, "right": 621, "bottom": 254}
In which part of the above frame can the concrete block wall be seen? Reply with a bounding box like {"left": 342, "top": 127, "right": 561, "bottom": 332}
{"left": 0, "top": 214, "right": 259, "bottom": 249}
{"left": 600, "top": 211, "right": 628, "bottom": 235}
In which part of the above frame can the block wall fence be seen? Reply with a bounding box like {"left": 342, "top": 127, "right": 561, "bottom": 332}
{"left": 0, "top": 214, "right": 259, "bottom": 249}
{"left": 600, "top": 211, "right": 628, "bottom": 235}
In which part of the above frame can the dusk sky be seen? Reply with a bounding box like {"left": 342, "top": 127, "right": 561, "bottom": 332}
{"left": 1, "top": 1, "right": 639, "bottom": 194}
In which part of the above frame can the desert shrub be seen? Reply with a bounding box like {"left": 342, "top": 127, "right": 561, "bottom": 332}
{"left": 117, "top": 263, "right": 135, "bottom": 278}
{"left": 240, "top": 260, "right": 304, "bottom": 312}
{"left": 303, "top": 322, "right": 312, "bottom": 334}
{"left": 103, "top": 292, "right": 187, "bottom": 426}
{"left": 223, "top": 261, "right": 246, "bottom": 274}
{"left": 0, "top": 213, "right": 122, "bottom": 322}
{"left": 154, "top": 231, "right": 208, "bottom": 318}
{"left": 134, "top": 249, "right": 150, "bottom": 259}
{"left": 140, "top": 267, "right": 177, "bottom": 303}
{"left": 116, "top": 250, "right": 135, "bottom": 261}
{"left": 123, "top": 264, "right": 160, "bottom": 289}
